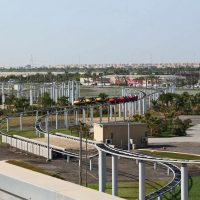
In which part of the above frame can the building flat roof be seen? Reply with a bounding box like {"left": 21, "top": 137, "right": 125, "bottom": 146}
{"left": 94, "top": 121, "right": 146, "bottom": 126}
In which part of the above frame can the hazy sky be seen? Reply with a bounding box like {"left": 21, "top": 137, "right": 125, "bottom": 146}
{"left": 0, "top": 0, "right": 200, "bottom": 65}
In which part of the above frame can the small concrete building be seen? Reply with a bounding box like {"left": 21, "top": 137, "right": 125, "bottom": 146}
{"left": 93, "top": 122, "right": 148, "bottom": 149}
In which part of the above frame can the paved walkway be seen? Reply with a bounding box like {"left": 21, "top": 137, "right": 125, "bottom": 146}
{"left": 148, "top": 124, "right": 200, "bottom": 144}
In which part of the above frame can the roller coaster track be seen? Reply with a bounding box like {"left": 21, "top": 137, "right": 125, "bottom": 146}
{"left": 1, "top": 89, "right": 199, "bottom": 199}
{"left": 96, "top": 143, "right": 181, "bottom": 200}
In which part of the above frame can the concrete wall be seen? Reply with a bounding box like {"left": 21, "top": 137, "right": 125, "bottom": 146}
{"left": 0, "top": 173, "right": 73, "bottom": 200}
{"left": 2, "top": 135, "right": 52, "bottom": 159}
{"left": 0, "top": 161, "right": 122, "bottom": 200}
{"left": 94, "top": 122, "right": 147, "bottom": 149}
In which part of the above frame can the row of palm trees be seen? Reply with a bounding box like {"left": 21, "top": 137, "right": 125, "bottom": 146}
{"left": 132, "top": 92, "right": 200, "bottom": 137}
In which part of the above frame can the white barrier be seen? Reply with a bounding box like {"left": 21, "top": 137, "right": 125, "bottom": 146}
{"left": 2, "top": 135, "right": 52, "bottom": 159}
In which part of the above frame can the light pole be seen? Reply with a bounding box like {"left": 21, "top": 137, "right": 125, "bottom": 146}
{"left": 127, "top": 121, "right": 130, "bottom": 151}
{"left": 46, "top": 111, "right": 50, "bottom": 162}
{"left": 79, "top": 120, "right": 83, "bottom": 185}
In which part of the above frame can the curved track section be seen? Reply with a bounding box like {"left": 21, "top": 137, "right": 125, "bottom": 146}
{"left": 1, "top": 89, "right": 199, "bottom": 199}
{"left": 96, "top": 143, "right": 181, "bottom": 199}
{"left": 35, "top": 114, "right": 98, "bottom": 159}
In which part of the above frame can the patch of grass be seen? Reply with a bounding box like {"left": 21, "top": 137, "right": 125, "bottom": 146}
{"left": 149, "top": 134, "right": 177, "bottom": 138}
{"left": 6, "top": 160, "right": 64, "bottom": 180}
{"left": 9, "top": 116, "right": 35, "bottom": 127}
{"left": 6, "top": 130, "right": 40, "bottom": 139}
{"left": 138, "top": 150, "right": 200, "bottom": 160}
{"left": 88, "top": 180, "right": 168, "bottom": 200}
{"left": 188, "top": 176, "right": 200, "bottom": 200}
{"left": 88, "top": 177, "right": 200, "bottom": 200}
{"left": 51, "top": 128, "right": 75, "bottom": 135}
{"left": 50, "top": 128, "right": 91, "bottom": 139}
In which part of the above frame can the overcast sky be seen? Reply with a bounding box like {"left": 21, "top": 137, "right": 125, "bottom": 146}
{"left": 0, "top": 0, "right": 200, "bottom": 66}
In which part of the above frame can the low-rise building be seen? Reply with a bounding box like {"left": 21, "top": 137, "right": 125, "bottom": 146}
{"left": 93, "top": 122, "right": 148, "bottom": 149}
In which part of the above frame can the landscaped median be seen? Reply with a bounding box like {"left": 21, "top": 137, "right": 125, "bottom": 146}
{"left": 137, "top": 149, "right": 200, "bottom": 160}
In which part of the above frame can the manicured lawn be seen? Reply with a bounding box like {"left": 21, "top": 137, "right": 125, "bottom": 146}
{"left": 9, "top": 116, "right": 36, "bottom": 127}
{"left": 138, "top": 150, "right": 200, "bottom": 160}
{"left": 6, "top": 129, "right": 40, "bottom": 139}
{"left": 88, "top": 180, "right": 168, "bottom": 200}
{"left": 88, "top": 176, "right": 200, "bottom": 200}
{"left": 51, "top": 128, "right": 79, "bottom": 137}
{"left": 51, "top": 128, "right": 91, "bottom": 139}
{"left": 188, "top": 176, "right": 200, "bottom": 200}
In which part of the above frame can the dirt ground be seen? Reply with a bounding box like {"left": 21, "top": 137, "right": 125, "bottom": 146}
{"left": 0, "top": 145, "right": 173, "bottom": 186}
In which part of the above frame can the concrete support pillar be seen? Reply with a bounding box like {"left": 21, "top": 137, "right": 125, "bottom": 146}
{"left": 61, "top": 82, "right": 64, "bottom": 97}
{"left": 152, "top": 93, "right": 155, "bottom": 101}
{"left": 118, "top": 104, "right": 121, "bottom": 119}
{"left": 55, "top": 84, "right": 58, "bottom": 103}
{"left": 114, "top": 104, "right": 117, "bottom": 122}
{"left": 30, "top": 85, "right": 33, "bottom": 106}
{"left": 112, "top": 155, "right": 118, "bottom": 196}
{"left": 107, "top": 105, "right": 110, "bottom": 122}
{"left": 6, "top": 116, "right": 9, "bottom": 132}
{"left": 55, "top": 110, "right": 58, "bottom": 129}
{"left": 138, "top": 94, "right": 141, "bottom": 115}
{"left": 45, "top": 112, "right": 50, "bottom": 161}
{"left": 75, "top": 110, "right": 78, "bottom": 125}
{"left": 131, "top": 102, "right": 134, "bottom": 116}
{"left": 123, "top": 103, "right": 125, "bottom": 121}
{"left": 139, "top": 160, "right": 145, "bottom": 200}
{"left": 89, "top": 158, "right": 92, "bottom": 171}
{"left": 71, "top": 81, "right": 74, "bottom": 105}
{"left": 158, "top": 196, "right": 162, "bottom": 200}
{"left": 181, "top": 163, "right": 188, "bottom": 200}
{"left": 64, "top": 109, "right": 68, "bottom": 129}
{"left": 2, "top": 83, "right": 5, "bottom": 109}
{"left": 98, "top": 150, "right": 106, "bottom": 192}
{"left": 82, "top": 109, "right": 86, "bottom": 123}
{"left": 99, "top": 105, "right": 102, "bottom": 123}
{"left": 127, "top": 122, "right": 130, "bottom": 151}
{"left": 20, "top": 113, "right": 23, "bottom": 131}
{"left": 148, "top": 96, "right": 151, "bottom": 109}
{"left": 154, "top": 162, "right": 157, "bottom": 170}
{"left": 167, "top": 167, "right": 170, "bottom": 176}
{"left": 143, "top": 97, "right": 146, "bottom": 115}
{"left": 109, "top": 105, "right": 113, "bottom": 120}
{"left": 124, "top": 103, "right": 127, "bottom": 119}
{"left": 134, "top": 100, "right": 137, "bottom": 113}
{"left": 45, "top": 112, "right": 49, "bottom": 133}
{"left": 90, "top": 106, "right": 94, "bottom": 124}
{"left": 67, "top": 155, "right": 70, "bottom": 163}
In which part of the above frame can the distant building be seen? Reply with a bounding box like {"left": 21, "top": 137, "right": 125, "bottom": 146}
{"left": 93, "top": 122, "right": 148, "bottom": 149}
{"left": 80, "top": 77, "right": 110, "bottom": 86}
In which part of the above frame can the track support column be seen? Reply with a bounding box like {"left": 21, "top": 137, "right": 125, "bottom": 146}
{"left": 139, "top": 160, "right": 145, "bottom": 200}
{"left": 55, "top": 110, "right": 58, "bottom": 129}
{"left": 90, "top": 106, "right": 94, "bottom": 124}
{"left": 112, "top": 155, "right": 118, "bottom": 196}
{"left": 64, "top": 109, "right": 68, "bottom": 129}
{"left": 82, "top": 108, "right": 86, "bottom": 123}
{"left": 181, "top": 163, "right": 188, "bottom": 200}
{"left": 98, "top": 150, "right": 106, "bottom": 192}
{"left": 99, "top": 105, "right": 102, "bottom": 123}
{"left": 6, "top": 116, "right": 9, "bottom": 132}
{"left": 20, "top": 113, "right": 23, "bottom": 131}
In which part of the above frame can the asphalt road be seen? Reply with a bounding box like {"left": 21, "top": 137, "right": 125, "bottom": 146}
{"left": 148, "top": 124, "right": 200, "bottom": 144}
